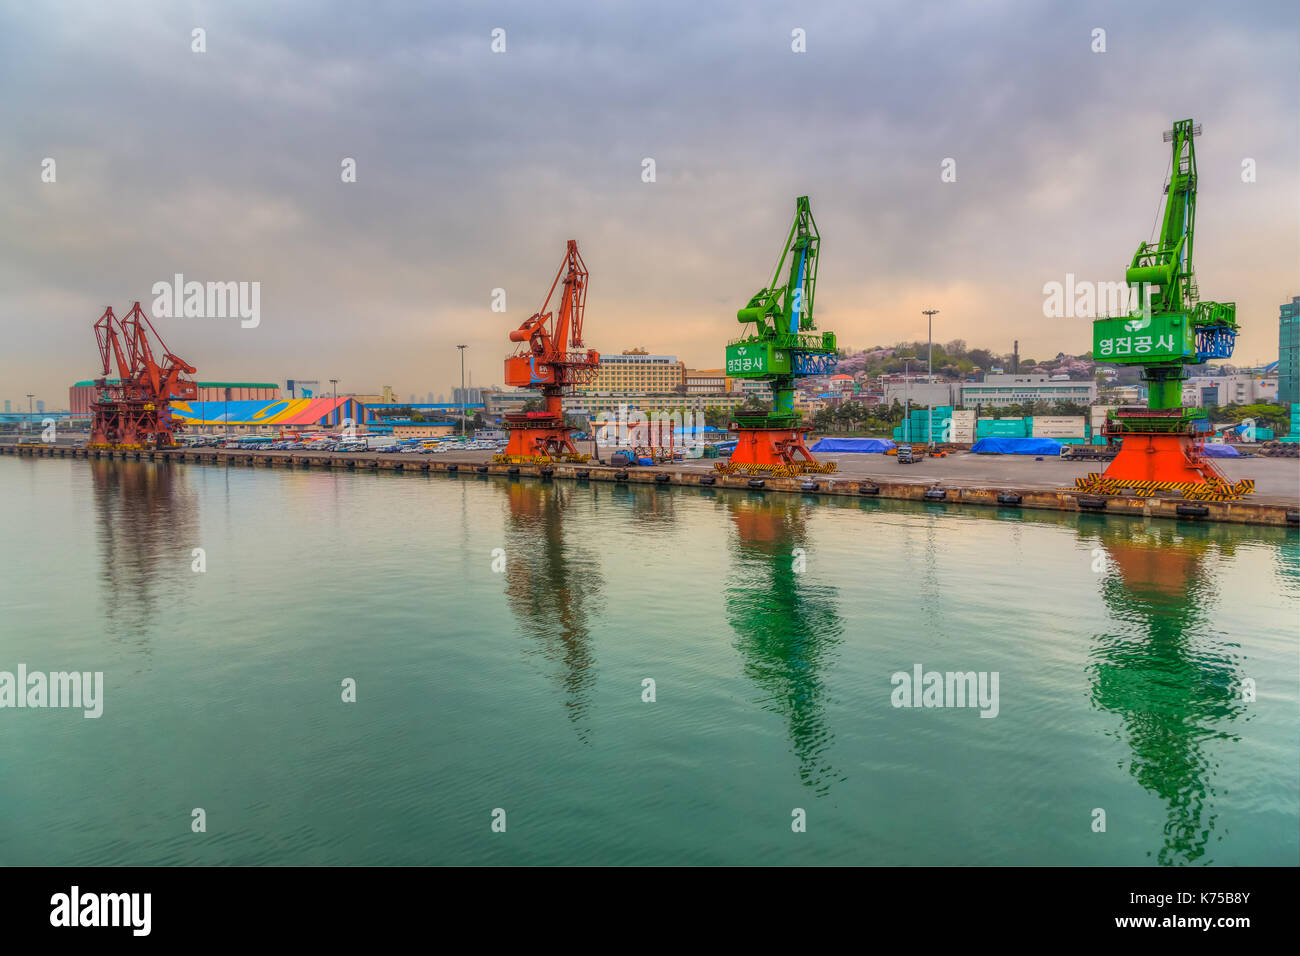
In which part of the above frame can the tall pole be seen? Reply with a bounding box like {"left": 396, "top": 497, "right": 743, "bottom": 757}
{"left": 25, "top": 393, "right": 33, "bottom": 431}
{"left": 457, "top": 345, "right": 467, "bottom": 438}
{"left": 329, "top": 379, "right": 338, "bottom": 430}
{"left": 923, "top": 309, "right": 939, "bottom": 445}
{"left": 903, "top": 361, "right": 910, "bottom": 443}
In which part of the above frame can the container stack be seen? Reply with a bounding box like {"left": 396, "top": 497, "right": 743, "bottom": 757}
{"left": 892, "top": 406, "right": 953, "bottom": 443}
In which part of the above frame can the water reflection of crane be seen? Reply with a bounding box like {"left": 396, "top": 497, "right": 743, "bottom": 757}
{"left": 1085, "top": 519, "right": 1245, "bottom": 865}
{"left": 724, "top": 494, "right": 844, "bottom": 795}
{"left": 90, "top": 458, "right": 198, "bottom": 655}
{"left": 608, "top": 482, "right": 676, "bottom": 526}
{"left": 501, "top": 480, "right": 604, "bottom": 740}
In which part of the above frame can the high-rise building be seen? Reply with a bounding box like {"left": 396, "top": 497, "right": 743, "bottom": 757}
{"left": 1279, "top": 295, "right": 1299, "bottom": 406}
{"left": 36, "top": 400, "right": 45, "bottom": 414}
{"left": 3, "top": 400, "right": 9, "bottom": 413}
{"left": 581, "top": 349, "right": 685, "bottom": 392}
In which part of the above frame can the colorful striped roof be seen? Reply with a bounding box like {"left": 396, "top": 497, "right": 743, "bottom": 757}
{"left": 170, "top": 398, "right": 358, "bottom": 425}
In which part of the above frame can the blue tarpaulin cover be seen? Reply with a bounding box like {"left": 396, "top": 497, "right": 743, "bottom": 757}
{"left": 808, "top": 437, "right": 897, "bottom": 453}
{"left": 970, "top": 437, "right": 1063, "bottom": 455}
{"left": 1200, "top": 443, "right": 1240, "bottom": 458}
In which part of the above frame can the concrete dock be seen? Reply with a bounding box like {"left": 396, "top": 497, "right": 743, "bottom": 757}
{"left": 4, "top": 442, "right": 1297, "bottom": 527}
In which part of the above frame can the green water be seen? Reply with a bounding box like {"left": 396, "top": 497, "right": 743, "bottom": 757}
{"left": 1, "top": 457, "right": 1297, "bottom": 866}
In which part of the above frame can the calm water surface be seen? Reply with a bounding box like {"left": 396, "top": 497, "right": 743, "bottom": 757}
{"left": 1, "top": 457, "right": 1297, "bottom": 865}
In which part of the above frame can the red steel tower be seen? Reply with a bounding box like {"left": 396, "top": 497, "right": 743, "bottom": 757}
{"left": 89, "top": 302, "right": 198, "bottom": 449}
{"left": 499, "top": 241, "right": 600, "bottom": 462}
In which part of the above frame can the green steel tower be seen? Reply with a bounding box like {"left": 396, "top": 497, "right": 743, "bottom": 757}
{"left": 723, "top": 196, "right": 839, "bottom": 472}
{"left": 1085, "top": 119, "right": 1250, "bottom": 496}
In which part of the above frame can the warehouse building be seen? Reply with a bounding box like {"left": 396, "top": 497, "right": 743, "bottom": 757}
{"left": 564, "top": 391, "right": 745, "bottom": 418}
{"left": 960, "top": 374, "right": 1096, "bottom": 408}
{"left": 1182, "top": 373, "right": 1278, "bottom": 408}
{"left": 169, "top": 397, "right": 370, "bottom": 435}
{"left": 69, "top": 380, "right": 279, "bottom": 415}
{"left": 684, "top": 369, "right": 728, "bottom": 393}
{"left": 391, "top": 423, "right": 456, "bottom": 439}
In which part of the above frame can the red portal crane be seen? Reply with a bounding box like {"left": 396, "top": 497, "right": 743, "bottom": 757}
{"left": 498, "top": 240, "right": 600, "bottom": 462}
{"left": 89, "top": 302, "right": 198, "bottom": 449}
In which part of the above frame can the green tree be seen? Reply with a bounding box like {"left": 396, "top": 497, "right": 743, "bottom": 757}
{"left": 703, "top": 406, "right": 730, "bottom": 428}
{"left": 837, "top": 400, "right": 868, "bottom": 432}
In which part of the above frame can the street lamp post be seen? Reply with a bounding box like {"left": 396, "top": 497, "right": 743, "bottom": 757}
{"left": 329, "top": 379, "right": 338, "bottom": 430}
{"left": 25, "top": 393, "right": 33, "bottom": 431}
{"left": 922, "top": 309, "right": 939, "bottom": 446}
{"left": 903, "top": 361, "right": 910, "bottom": 443}
{"left": 457, "top": 345, "right": 467, "bottom": 438}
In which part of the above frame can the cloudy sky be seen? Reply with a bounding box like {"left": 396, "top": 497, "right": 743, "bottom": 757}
{"left": 1, "top": 0, "right": 1296, "bottom": 407}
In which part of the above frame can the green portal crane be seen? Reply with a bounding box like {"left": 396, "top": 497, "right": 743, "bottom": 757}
{"left": 1084, "top": 118, "right": 1250, "bottom": 497}
{"left": 1092, "top": 119, "right": 1238, "bottom": 426}
{"left": 726, "top": 196, "right": 838, "bottom": 432}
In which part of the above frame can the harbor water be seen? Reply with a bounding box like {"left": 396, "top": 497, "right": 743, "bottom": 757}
{"left": 1, "top": 457, "right": 1297, "bottom": 865}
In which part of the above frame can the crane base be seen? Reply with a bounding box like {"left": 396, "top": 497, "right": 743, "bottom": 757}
{"left": 718, "top": 427, "right": 837, "bottom": 477}
{"left": 1074, "top": 433, "right": 1254, "bottom": 499}
{"left": 497, "top": 419, "right": 590, "bottom": 463}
